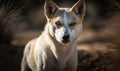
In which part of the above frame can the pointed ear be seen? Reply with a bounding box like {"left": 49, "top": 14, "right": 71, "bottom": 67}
{"left": 44, "top": 0, "right": 59, "bottom": 19}
{"left": 70, "top": 0, "right": 86, "bottom": 18}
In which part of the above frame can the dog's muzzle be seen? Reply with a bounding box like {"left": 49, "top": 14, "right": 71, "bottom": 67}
{"left": 62, "top": 34, "right": 70, "bottom": 43}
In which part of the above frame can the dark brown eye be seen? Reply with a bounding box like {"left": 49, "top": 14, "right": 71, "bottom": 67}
{"left": 55, "top": 21, "right": 62, "bottom": 26}
{"left": 69, "top": 22, "right": 76, "bottom": 26}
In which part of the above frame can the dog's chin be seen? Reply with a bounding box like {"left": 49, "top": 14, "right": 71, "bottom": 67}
{"left": 62, "top": 40, "right": 70, "bottom": 44}
{"left": 57, "top": 40, "right": 71, "bottom": 45}
{"left": 56, "top": 38, "right": 71, "bottom": 45}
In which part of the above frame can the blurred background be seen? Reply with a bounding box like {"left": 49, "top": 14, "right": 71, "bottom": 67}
{"left": 0, "top": 0, "right": 120, "bottom": 71}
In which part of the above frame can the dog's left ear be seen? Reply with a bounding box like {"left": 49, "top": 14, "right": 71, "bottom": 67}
{"left": 70, "top": 0, "right": 86, "bottom": 18}
{"left": 44, "top": 0, "right": 59, "bottom": 19}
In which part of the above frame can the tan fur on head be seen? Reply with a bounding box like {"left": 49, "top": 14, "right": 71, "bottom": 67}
{"left": 44, "top": 0, "right": 86, "bottom": 21}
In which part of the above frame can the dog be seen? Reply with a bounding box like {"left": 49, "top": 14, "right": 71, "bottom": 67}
{"left": 21, "top": 0, "right": 86, "bottom": 71}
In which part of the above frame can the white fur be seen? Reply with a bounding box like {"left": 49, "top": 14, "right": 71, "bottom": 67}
{"left": 63, "top": 11, "right": 68, "bottom": 26}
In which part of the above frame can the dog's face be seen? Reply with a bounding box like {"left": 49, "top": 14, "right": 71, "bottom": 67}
{"left": 44, "top": 0, "right": 86, "bottom": 44}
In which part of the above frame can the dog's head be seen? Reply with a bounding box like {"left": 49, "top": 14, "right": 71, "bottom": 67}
{"left": 44, "top": 0, "right": 86, "bottom": 44}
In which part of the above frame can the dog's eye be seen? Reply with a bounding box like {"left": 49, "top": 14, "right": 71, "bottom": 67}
{"left": 69, "top": 22, "right": 76, "bottom": 26}
{"left": 55, "top": 21, "right": 62, "bottom": 26}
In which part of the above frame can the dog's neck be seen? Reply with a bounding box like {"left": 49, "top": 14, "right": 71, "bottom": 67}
{"left": 42, "top": 23, "right": 77, "bottom": 68}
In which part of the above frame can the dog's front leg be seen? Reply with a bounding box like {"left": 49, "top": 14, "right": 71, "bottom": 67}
{"left": 21, "top": 56, "right": 32, "bottom": 71}
{"left": 36, "top": 54, "right": 46, "bottom": 71}
{"left": 35, "top": 57, "right": 42, "bottom": 71}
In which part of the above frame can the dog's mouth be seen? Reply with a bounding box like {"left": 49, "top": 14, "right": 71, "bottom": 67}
{"left": 62, "top": 40, "right": 70, "bottom": 43}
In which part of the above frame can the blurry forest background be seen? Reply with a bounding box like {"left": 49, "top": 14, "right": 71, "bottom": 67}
{"left": 0, "top": 0, "right": 120, "bottom": 71}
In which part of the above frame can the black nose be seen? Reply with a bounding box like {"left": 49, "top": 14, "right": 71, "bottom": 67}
{"left": 62, "top": 34, "right": 69, "bottom": 41}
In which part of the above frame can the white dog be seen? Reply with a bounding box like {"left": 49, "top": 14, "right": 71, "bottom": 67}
{"left": 21, "top": 0, "right": 86, "bottom": 71}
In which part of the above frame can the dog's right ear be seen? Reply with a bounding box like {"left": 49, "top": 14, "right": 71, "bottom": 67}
{"left": 44, "top": 0, "right": 59, "bottom": 19}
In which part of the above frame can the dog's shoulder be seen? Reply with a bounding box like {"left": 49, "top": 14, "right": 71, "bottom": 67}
{"left": 23, "top": 38, "right": 38, "bottom": 55}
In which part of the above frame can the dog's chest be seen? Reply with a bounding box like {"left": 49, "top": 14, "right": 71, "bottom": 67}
{"left": 57, "top": 58, "right": 67, "bottom": 70}
{"left": 52, "top": 50, "right": 72, "bottom": 70}
{"left": 44, "top": 57, "right": 67, "bottom": 71}
{"left": 41, "top": 47, "right": 69, "bottom": 71}
{"left": 55, "top": 52, "right": 69, "bottom": 69}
